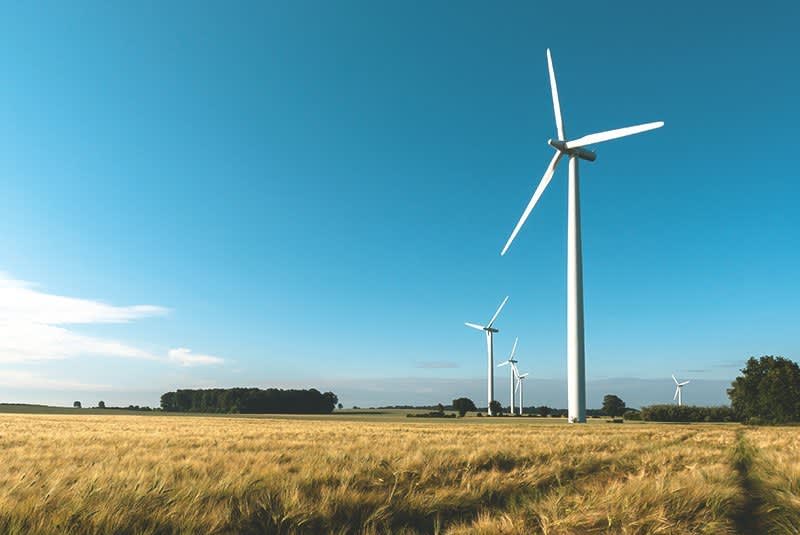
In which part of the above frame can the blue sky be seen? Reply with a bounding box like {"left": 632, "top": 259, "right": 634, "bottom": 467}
{"left": 1, "top": 2, "right": 798, "bottom": 408}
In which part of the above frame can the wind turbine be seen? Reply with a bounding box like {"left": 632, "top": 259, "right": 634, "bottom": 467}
{"left": 465, "top": 296, "right": 509, "bottom": 416}
{"left": 500, "top": 49, "right": 663, "bottom": 423}
{"left": 673, "top": 375, "right": 690, "bottom": 406}
{"left": 498, "top": 337, "right": 519, "bottom": 415}
{"left": 515, "top": 372, "right": 529, "bottom": 415}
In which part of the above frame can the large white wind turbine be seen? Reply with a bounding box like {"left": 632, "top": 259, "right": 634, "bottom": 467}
{"left": 498, "top": 337, "right": 519, "bottom": 415}
{"left": 500, "top": 49, "right": 663, "bottom": 423}
{"left": 673, "top": 374, "right": 690, "bottom": 406}
{"left": 465, "top": 296, "right": 509, "bottom": 416}
{"left": 515, "top": 372, "right": 529, "bottom": 415}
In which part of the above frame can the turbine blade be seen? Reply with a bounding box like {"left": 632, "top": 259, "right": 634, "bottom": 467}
{"left": 464, "top": 322, "right": 485, "bottom": 331}
{"left": 518, "top": 373, "right": 529, "bottom": 378}
{"left": 564, "top": 121, "right": 664, "bottom": 149}
{"left": 546, "top": 49, "right": 565, "bottom": 140}
{"left": 680, "top": 381, "right": 690, "bottom": 386}
{"left": 486, "top": 296, "right": 509, "bottom": 328}
{"left": 673, "top": 387, "right": 679, "bottom": 400}
{"left": 498, "top": 361, "right": 510, "bottom": 367}
{"left": 672, "top": 374, "right": 679, "bottom": 385}
{"left": 515, "top": 381, "right": 521, "bottom": 393}
{"left": 500, "top": 151, "right": 563, "bottom": 256}
{"left": 509, "top": 337, "right": 519, "bottom": 360}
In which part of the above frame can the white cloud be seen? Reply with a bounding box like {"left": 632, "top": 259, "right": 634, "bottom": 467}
{"left": 0, "top": 273, "right": 221, "bottom": 367}
{"left": 168, "top": 347, "right": 224, "bottom": 367}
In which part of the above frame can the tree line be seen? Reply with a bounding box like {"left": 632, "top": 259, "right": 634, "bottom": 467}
{"left": 160, "top": 388, "right": 339, "bottom": 414}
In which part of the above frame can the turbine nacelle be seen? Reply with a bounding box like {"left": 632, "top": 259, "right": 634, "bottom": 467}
{"left": 547, "top": 139, "right": 597, "bottom": 162}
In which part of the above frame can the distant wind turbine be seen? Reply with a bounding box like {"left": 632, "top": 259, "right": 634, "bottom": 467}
{"left": 515, "top": 372, "right": 529, "bottom": 416}
{"left": 500, "top": 48, "right": 663, "bottom": 423}
{"left": 498, "top": 337, "right": 519, "bottom": 415}
{"left": 465, "top": 296, "right": 509, "bottom": 416}
{"left": 673, "top": 375, "right": 690, "bottom": 406}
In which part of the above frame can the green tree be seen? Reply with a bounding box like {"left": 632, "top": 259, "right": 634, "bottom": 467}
{"left": 602, "top": 394, "right": 626, "bottom": 418}
{"left": 322, "top": 392, "right": 339, "bottom": 413}
{"left": 73, "top": 401, "right": 82, "bottom": 409}
{"left": 98, "top": 401, "right": 106, "bottom": 409}
{"left": 160, "top": 392, "right": 177, "bottom": 411}
{"left": 728, "top": 355, "right": 800, "bottom": 423}
{"left": 452, "top": 397, "right": 477, "bottom": 417}
{"left": 489, "top": 400, "right": 503, "bottom": 416}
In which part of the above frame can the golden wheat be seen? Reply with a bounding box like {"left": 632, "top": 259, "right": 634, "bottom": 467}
{"left": 0, "top": 414, "right": 795, "bottom": 534}
{"left": 743, "top": 427, "right": 800, "bottom": 533}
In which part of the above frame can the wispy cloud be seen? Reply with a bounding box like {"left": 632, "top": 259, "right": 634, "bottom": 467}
{"left": 168, "top": 348, "right": 224, "bottom": 367}
{"left": 416, "top": 361, "right": 459, "bottom": 369}
{"left": 0, "top": 321, "right": 157, "bottom": 363}
{"left": 713, "top": 361, "right": 744, "bottom": 369}
{"left": 0, "top": 272, "right": 221, "bottom": 367}
{"left": 0, "top": 369, "right": 111, "bottom": 391}
{"left": 0, "top": 273, "right": 168, "bottom": 325}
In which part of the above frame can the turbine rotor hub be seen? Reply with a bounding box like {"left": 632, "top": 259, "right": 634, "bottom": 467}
{"left": 547, "top": 139, "right": 597, "bottom": 162}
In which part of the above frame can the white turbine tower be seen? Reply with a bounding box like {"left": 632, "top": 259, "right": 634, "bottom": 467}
{"left": 498, "top": 337, "right": 519, "bottom": 415}
{"left": 515, "top": 372, "right": 529, "bottom": 415}
{"left": 673, "top": 375, "right": 690, "bottom": 406}
{"left": 465, "top": 296, "right": 509, "bottom": 416}
{"left": 500, "top": 49, "right": 663, "bottom": 423}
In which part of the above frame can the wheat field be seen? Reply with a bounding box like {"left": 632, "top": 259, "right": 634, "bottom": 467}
{"left": 0, "top": 413, "right": 797, "bottom": 534}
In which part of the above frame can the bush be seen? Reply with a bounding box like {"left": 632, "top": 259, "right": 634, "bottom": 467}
{"left": 640, "top": 405, "right": 737, "bottom": 422}
{"left": 406, "top": 412, "right": 456, "bottom": 419}
{"left": 623, "top": 410, "right": 642, "bottom": 421}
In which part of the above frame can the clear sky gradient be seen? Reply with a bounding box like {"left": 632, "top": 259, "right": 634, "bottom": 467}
{"left": 1, "top": 2, "right": 798, "bottom": 408}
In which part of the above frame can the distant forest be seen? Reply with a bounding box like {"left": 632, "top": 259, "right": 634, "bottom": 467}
{"left": 160, "top": 388, "right": 338, "bottom": 414}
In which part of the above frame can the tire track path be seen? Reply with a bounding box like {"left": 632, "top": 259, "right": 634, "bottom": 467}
{"left": 731, "top": 429, "right": 765, "bottom": 534}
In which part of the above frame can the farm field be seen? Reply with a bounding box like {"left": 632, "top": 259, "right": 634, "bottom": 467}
{"left": 0, "top": 413, "right": 797, "bottom": 534}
